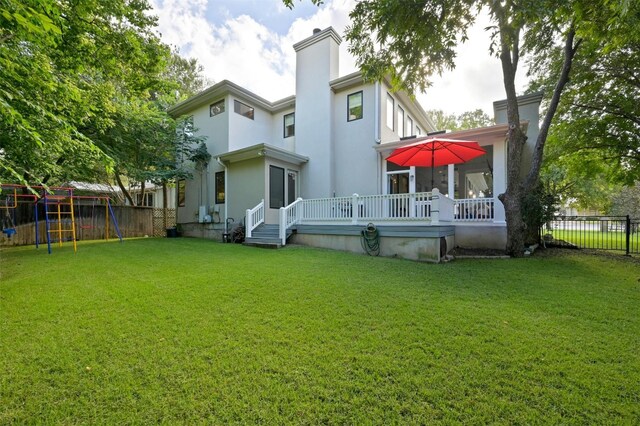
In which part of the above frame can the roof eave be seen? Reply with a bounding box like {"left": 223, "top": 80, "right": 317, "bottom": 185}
{"left": 218, "top": 143, "right": 309, "bottom": 165}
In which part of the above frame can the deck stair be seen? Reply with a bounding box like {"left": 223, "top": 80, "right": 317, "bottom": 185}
{"left": 244, "top": 223, "right": 293, "bottom": 248}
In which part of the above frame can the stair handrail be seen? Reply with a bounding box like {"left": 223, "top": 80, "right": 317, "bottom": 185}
{"left": 245, "top": 199, "right": 264, "bottom": 238}
{"left": 279, "top": 197, "right": 303, "bottom": 245}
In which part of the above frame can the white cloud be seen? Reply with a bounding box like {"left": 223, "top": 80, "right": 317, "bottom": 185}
{"left": 150, "top": 0, "right": 526, "bottom": 113}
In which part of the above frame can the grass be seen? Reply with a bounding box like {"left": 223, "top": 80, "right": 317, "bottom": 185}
{"left": 546, "top": 227, "right": 640, "bottom": 253}
{"left": 1, "top": 238, "right": 639, "bottom": 424}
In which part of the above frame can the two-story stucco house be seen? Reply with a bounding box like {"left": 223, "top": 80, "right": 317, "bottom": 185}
{"left": 168, "top": 27, "right": 542, "bottom": 261}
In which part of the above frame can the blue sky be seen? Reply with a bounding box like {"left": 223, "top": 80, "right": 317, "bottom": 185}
{"left": 204, "top": 0, "right": 320, "bottom": 34}
{"left": 150, "top": 0, "right": 527, "bottom": 115}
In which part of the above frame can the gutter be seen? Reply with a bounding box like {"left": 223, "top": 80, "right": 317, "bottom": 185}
{"left": 374, "top": 80, "right": 382, "bottom": 194}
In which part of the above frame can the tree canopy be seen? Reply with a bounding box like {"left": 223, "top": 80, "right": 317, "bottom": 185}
{"left": 0, "top": 0, "right": 210, "bottom": 205}
{"left": 529, "top": 3, "right": 640, "bottom": 192}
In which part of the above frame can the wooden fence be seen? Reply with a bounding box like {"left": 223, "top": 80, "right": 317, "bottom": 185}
{"left": 0, "top": 206, "right": 158, "bottom": 247}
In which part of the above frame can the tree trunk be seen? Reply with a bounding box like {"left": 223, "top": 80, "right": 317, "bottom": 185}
{"left": 140, "top": 181, "right": 146, "bottom": 207}
{"left": 114, "top": 172, "right": 135, "bottom": 206}
{"left": 162, "top": 180, "right": 168, "bottom": 229}
{"left": 496, "top": 22, "right": 528, "bottom": 257}
{"left": 525, "top": 26, "right": 580, "bottom": 191}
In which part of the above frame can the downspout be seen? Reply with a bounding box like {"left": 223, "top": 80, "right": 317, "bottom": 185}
{"left": 374, "top": 81, "right": 381, "bottom": 144}
{"left": 216, "top": 156, "right": 228, "bottom": 226}
{"left": 205, "top": 161, "right": 210, "bottom": 218}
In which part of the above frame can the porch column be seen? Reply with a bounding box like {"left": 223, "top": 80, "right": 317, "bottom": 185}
{"left": 447, "top": 164, "right": 455, "bottom": 198}
{"left": 493, "top": 141, "right": 506, "bottom": 223}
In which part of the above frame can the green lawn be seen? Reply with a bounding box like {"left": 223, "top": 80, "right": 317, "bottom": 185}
{"left": 546, "top": 228, "right": 639, "bottom": 253}
{"left": 1, "top": 239, "right": 639, "bottom": 424}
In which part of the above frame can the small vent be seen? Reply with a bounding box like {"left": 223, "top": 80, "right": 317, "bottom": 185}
{"left": 313, "top": 28, "right": 321, "bottom": 35}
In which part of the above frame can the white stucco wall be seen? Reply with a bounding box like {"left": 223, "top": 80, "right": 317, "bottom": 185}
{"left": 493, "top": 92, "right": 543, "bottom": 180}
{"left": 270, "top": 108, "right": 296, "bottom": 152}
{"left": 380, "top": 86, "right": 431, "bottom": 144}
{"left": 294, "top": 30, "right": 340, "bottom": 199}
{"left": 228, "top": 98, "right": 272, "bottom": 152}
{"left": 332, "top": 84, "right": 378, "bottom": 196}
{"left": 177, "top": 97, "right": 230, "bottom": 225}
{"left": 192, "top": 96, "right": 230, "bottom": 157}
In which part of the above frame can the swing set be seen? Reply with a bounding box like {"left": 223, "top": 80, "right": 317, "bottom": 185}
{"left": 0, "top": 184, "right": 122, "bottom": 254}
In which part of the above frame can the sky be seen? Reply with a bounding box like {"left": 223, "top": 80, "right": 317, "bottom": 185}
{"left": 149, "top": 0, "right": 528, "bottom": 116}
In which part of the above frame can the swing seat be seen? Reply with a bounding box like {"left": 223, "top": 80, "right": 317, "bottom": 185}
{"left": 2, "top": 228, "right": 16, "bottom": 237}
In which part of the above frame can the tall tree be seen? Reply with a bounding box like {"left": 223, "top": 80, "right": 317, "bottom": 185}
{"left": 0, "top": 0, "right": 169, "bottom": 186}
{"left": 529, "top": 15, "right": 640, "bottom": 186}
{"left": 286, "top": 0, "right": 632, "bottom": 256}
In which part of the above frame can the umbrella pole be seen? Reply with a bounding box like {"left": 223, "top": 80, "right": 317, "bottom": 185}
{"left": 431, "top": 149, "right": 435, "bottom": 190}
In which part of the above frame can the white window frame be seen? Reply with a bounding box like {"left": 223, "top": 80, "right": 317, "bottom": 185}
{"left": 347, "top": 91, "right": 363, "bottom": 122}
{"left": 386, "top": 93, "right": 394, "bottom": 130}
{"left": 234, "top": 99, "right": 254, "bottom": 120}
{"left": 283, "top": 113, "right": 295, "bottom": 138}
{"left": 397, "top": 106, "right": 405, "bottom": 137}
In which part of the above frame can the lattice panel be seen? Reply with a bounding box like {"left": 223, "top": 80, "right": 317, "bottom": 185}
{"left": 152, "top": 208, "right": 176, "bottom": 237}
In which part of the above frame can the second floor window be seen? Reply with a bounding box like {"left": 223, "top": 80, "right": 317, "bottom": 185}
{"left": 347, "top": 91, "right": 363, "bottom": 121}
{"left": 397, "top": 106, "right": 405, "bottom": 137}
{"left": 210, "top": 99, "right": 224, "bottom": 117}
{"left": 407, "top": 116, "right": 414, "bottom": 136}
{"left": 283, "top": 113, "right": 295, "bottom": 138}
{"left": 386, "top": 94, "right": 394, "bottom": 130}
{"left": 234, "top": 100, "right": 254, "bottom": 120}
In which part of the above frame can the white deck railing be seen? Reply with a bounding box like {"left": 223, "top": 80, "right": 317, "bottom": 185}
{"left": 454, "top": 198, "right": 494, "bottom": 221}
{"left": 245, "top": 199, "right": 264, "bottom": 238}
{"left": 296, "top": 190, "right": 453, "bottom": 225}
{"left": 248, "top": 194, "right": 496, "bottom": 246}
{"left": 279, "top": 197, "right": 303, "bottom": 245}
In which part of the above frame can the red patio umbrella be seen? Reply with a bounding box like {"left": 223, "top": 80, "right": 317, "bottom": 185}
{"left": 386, "top": 138, "right": 486, "bottom": 189}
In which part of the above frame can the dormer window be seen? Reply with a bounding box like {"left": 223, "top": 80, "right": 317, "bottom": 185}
{"left": 234, "top": 100, "right": 254, "bottom": 120}
{"left": 209, "top": 99, "right": 224, "bottom": 117}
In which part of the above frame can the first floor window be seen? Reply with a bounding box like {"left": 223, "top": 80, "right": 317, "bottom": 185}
{"left": 215, "top": 171, "right": 225, "bottom": 204}
{"left": 269, "top": 166, "right": 285, "bottom": 209}
{"left": 283, "top": 113, "right": 295, "bottom": 138}
{"left": 136, "top": 193, "right": 154, "bottom": 207}
{"left": 347, "top": 91, "right": 363, "bottom": 121}
{"left": 234, "top": 99, "right": 254, "bottom": 120}
{"left": 177, "top": 179, "right": 186, "bottom": 207}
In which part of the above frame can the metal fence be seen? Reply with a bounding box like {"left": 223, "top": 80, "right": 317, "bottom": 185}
{"left": 543, "top": 215, "right": 639, "bottom": 255}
